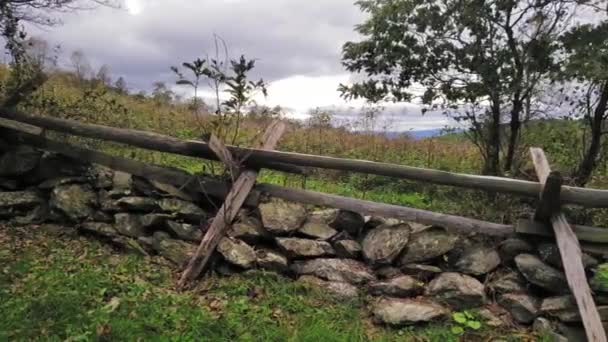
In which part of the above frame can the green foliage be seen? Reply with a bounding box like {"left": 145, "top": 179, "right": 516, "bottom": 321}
{"left": 450, "top": 311, "right": 482, "bottom": 336}
{"left": 591, "top": 263, "right": 608, "bottom": 293}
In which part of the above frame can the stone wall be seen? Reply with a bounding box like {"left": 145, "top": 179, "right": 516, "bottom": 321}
{"left": 1, "top": 143, "right": 607, "bottom": 339}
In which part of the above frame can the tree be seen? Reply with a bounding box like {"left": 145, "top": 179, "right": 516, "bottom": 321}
{"left": 70, "top": 49, "right": 92, "bottom": 83}
{"left": 96, "top": 64, "right": 111, "bottom": 86}
{"left": 223, "top": 55, "right": 267, "bottom": 144}
{"left": 0, "top": 0, "right": 117, "bottom": 30}
{"left": 0, "top": 0, "right": 116, "bottom": 109}
{"left": 171, "top": 58, "right": 207, "bottom": 112}
{"left": 340, "top": 0, "right": 577, "bottom": 175}
{"left": 151, "top": 81, "right": 174, "bottom": 104}
{"left": 114, "top": 76, "right": 127, "bottom": 94}
{"left": 560, "top": 16, "right": 608, "bottom": 186}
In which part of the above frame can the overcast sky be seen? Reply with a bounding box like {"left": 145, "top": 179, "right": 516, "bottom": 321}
{"left": 26, "top": 0, "right": 453, "bottom": 131}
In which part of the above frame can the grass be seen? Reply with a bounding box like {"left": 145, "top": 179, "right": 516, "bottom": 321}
{"left": 0, "top": 225, "right": 541, "bottom": 341}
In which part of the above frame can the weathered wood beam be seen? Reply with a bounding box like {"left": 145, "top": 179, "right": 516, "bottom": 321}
{"left": 516, "top": 219, "right": 608, "bottom": 244}
{"left": 209, "top": 135, "right": 240, "bottom": 179}
{"left": 256, "top": 183, "right": 514, "bottom": 236}
{"left": 530, "top": 147, "right": 606, "bottom": 342}
{"left": 1, "top": 111, "right": 607, "bottom": 207}
{"left": 177, "top": 121, "right": 286, "bottom": 289}
{"left": 1, "top": 123, "right": 516, "bottom": 237}
{"left": 0, "top": 126, "right": 261, "bottom": 206}
{"left": 534, "top": 171, "right": 563, "bottom": 222}
{"left": 0, "top": 110, "right": 305, "bottom": 175}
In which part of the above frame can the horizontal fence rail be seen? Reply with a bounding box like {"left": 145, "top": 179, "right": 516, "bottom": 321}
{"left": 1, "top": 109, "right": 608, "bottom": 207}
{"left": 3, "top": 121, "right": 608, "bottom": 254}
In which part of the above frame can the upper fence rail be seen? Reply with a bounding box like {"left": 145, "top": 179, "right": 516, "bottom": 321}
{"left": 1, "top": 108, "right": 608, "bottom": 208}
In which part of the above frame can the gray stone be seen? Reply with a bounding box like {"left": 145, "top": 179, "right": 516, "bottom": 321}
{"left": 217, "top": 237, "right": 256, "bottom": 269}
{"left": 137, "top": 236, "right": 156, "bottom": 254}
{"left": 489, "top": 271, "right": 527, "bottom": 294}
{"left": 38, "top": 177, "right": 87, "bottom": 190}
{"left": 408, "top": 222, "right": 434, "bottom": 234}
{"left": 499, "top": 238, "right": 535, "bottom": 263}
{"left": 259, "top": 198, "right": 307, "bottom": 235}
{"left": 10, "top": 205, "right": 48, "bottom": 225}
{"left": 141, "top": 213, "right": 172, "bottom": 229}
{"left": 515, "top": 254, "right": 568, "bottom": 293}
{"left": 538, "top": 242, "right": 599, "bottom": 269}
{"left": 291, "top": 258, "right": 376, "bottom": 285}
{"left": 453, "top": 244, "right": 501, "bottom": 275}
{"left": 256, "top": 249, "right": 288, "bottom": 272}
{"left": 426, "top": 272, "right": 486, "bottom": 309}
{"left": 50, "top": 184, "right": 97, "bottom": 221}
{"left": 28, "top": 153, "right": 88, "bottom": 184}
{"left": 477, "top": 307, "right": 509, "bottom": 328}
{"left": 307, "top": 209, "right": 339, "bottom": 224}
{"left": 227, "top": 216, "right": 270, "bottom": 243}
{"left": 533, "top": 317, "right": 554, "bottom": 333}
{"left": 334, "top": 239, "right": 362, "bottom": 258}
{"left": 114, "top": 213, "right": 145, "bottom": 238}
{"left": 0, "top": 178, "right": 18, "bottom": 190}
{"left": 540, "top": 296, "right": 581, "bottom": 323}
{"left": 158, "top": 198, "right": 206, "bottom": 223}
{"left": 152, "top": 232, "right": 195, "bottom": 266}
{"left": 499, "top": 293, "right": 540, "bottom": 324}
{"left": 362, "top": 223, "right": 411, "bottom": 265}
{"left": 91, "top": 211, "right": 113, "bottom": 223}
{"left": 399, "top": 227, "right": 458, "bottom": 264}
{"left": 330, "top": 210, "right": 365, "bottom": 235}
{"left": 98, "top": 190, "right": 121, "bottom": 213}
{"left": 166, "top": 221, "right": 202, "bottom": 241}
{"left": 89, "top": 165, "right": 113, "bottom": 189}
{"left": 298, "top": 275, "right": 359, "bottom": 299}
{"left": 298, "top": 221, "right": 337, "bottom": 240}
{"left": 401, "top": 264, "right": 443, "bottom": 279}
{"left": 79, "top": 222, "right": 118, "bottom": 238}
{"left": 368, "top": 275, "right": 424, "bottom": 297}
{"left": 276, "top": 237, "right": 335, "bottom": 258}
{"left": 372, "top": 298, "right": 448, "bottom": 326}
{"left": 375, "top": 266, "right": 403, "bottom": 279}
{"left": 115, "top": 196, "right": 159, "bottom": 212}
{"left": 363, "top": 216, "right": 387, "bottom": 231}
{"left": 0, "top": 146, "right": 40, "bottom": 177}
{"left": 557, "top": 323, "right": 588, "bottom": 342}
{"left": 111, "top": 171, "right": 133, "bottom": 196}
{"left": 149, "top": 180, "right": 195, "bottom": 202}
{"left": 0, "top": 190, "right": 43, "bottom": 212}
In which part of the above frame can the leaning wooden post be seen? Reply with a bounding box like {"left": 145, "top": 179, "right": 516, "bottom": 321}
{"left": 530, "top": 147, "right": 606, "bottom": 342}
{"left": 177, "top": 121, "right": 286, "bottom": 289}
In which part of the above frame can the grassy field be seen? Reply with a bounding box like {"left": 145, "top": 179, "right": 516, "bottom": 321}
{"left": 0, "top": 226, "right": 544, "bottom": 342}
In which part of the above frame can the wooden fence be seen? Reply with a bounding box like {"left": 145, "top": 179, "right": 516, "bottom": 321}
{"left": 1, "top": 110, "right": 607, "bottom": 341}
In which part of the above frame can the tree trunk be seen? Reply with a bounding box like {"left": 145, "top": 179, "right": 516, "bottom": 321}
{"left": 483, "top": 100, "right": 502, "bottom": 175}
{"left": 574, "top": 82, "right": 608, "bottom": 187}
{"left": 504, "top": 97, "right": 523, "bottom": 173}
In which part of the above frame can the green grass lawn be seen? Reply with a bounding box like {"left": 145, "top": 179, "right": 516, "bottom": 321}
{"left": 0, "top": 226, "right": 540, "bottom": 341}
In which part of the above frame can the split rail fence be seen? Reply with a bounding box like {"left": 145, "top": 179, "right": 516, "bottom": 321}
{"left": 1, "top": 109, "right": 608, "bottom": 341}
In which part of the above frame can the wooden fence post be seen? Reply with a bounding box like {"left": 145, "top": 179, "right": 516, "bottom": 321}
{"left": 530, "top": 147, "right": 606, "bottom": 342}
{"left": 177, "top": 121, "right": 286, "bottom": 289}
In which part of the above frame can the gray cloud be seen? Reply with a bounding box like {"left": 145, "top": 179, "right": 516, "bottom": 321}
{"left": 23, "top": 1, "right": 463, "bottom": 131}
{"left": 28, "top": 0, "right": 364, "bottom": 90}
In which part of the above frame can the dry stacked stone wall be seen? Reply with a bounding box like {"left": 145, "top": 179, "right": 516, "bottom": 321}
{"left": 1, "top": 143, "right": 608, "bottom": 340}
